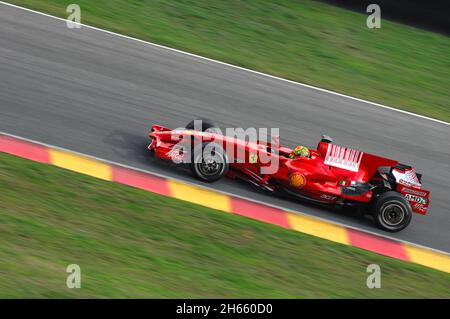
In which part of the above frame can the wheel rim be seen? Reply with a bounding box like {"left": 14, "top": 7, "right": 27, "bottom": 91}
{"left": 381, "top": 204, "right": 405, "bottom": 226}
{"left": 197, "top": 154, "right": 223, "bottom": 176}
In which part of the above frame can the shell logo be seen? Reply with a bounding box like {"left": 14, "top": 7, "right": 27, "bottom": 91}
{"left": 249, "top": 152, "right": 258, "bottom": 164}
{"left": 289, "top": 173, "right": 306, "bottom": 188}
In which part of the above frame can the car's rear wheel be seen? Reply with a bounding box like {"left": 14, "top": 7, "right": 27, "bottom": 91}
{"left": 190, "top": 142, "right": 229, "bottom": 182}
{"left": 372, "top": 191, "right": 412, "bottom": 232}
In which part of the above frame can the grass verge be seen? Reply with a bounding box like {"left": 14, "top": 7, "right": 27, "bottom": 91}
{"left": 0, "top": 152, "right": 449, "bottom": 298}
{"left": 4, "top": 0, "right": 450, "bottom": 122}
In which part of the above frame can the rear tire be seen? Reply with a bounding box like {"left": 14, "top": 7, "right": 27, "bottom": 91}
{"left": 372, "top": 191, "right": 412, "bottom": 232}
{"left": 190, "top": 142, "right": 229, "bottom": 182}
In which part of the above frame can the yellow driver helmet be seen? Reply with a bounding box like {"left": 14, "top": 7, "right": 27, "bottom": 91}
{"left": 289, "top": 145, "right": 310, "bottom": 159}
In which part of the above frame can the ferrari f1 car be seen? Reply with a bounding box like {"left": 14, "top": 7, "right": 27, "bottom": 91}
{"left": 148, "top": 119, "right": 430, "bottom": 232}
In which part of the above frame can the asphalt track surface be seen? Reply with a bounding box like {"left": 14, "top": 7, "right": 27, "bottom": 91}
{"left": 1, "top": 4, "right": 449, "bottom": 252}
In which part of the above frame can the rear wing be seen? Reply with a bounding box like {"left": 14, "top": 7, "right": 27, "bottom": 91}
{"left": 392, "top": 164, "right": 422, "bottom": 187}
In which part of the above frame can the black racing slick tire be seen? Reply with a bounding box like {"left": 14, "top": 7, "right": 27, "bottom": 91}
{"left": 372, "top": 191, "right": 412, "bottom": 232}
{"left": 185, "top": 118, "right": 220, "bottom": 133}
{"left": 190, "top": 142, "right": 229, "bottom": 182}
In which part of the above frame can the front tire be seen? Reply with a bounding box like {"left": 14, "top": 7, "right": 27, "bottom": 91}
{"left": 190, "top": 142, "right": 229, "bottom": 182}
{"left": 372, "top": 191, "right": 412, "bottom": 232}
{"left": 185, "top": 118, "right": 220, "bottom": 133}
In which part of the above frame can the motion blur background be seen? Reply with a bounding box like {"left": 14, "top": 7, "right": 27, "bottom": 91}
{"left": 1, "top": 0, "right": 449, "bottom": 298}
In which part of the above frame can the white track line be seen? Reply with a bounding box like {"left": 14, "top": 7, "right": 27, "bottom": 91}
{"left": 1, "top": 1, "right": 449, "bottom": 127}
{"left": 1, "top": 131, "right": 449, "bottom": 256}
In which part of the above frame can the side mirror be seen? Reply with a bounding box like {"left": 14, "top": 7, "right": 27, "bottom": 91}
{"left": 321, "top": 135, "right": 333, "bottom": 143}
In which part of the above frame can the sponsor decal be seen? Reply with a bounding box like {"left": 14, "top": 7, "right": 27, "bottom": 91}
{"left": 401, "top": 187, "right": 427, "bottom": 197}
{"left": 324, "top": 144, "right": 363, "bottom": 172}
{"left": 412, "top": 203, "right": 428, "bottom": 213}
{"left": 249, "top": 152, "right": 258, "bottom": 164}
{"left": 398, "top": 180, "right": 418, "bottom": 187}
{"left": 320, "top": 194, "right": 337, "bottom": 201}
{"left": 339, "top": 180, "right": 350, "bottom": 186}
{"left": 289, "top": 173, "right": 306, "bottom": 188}
{"left": 405, "top": 194, "right": 427, "bottom": 204}
{"left": 166, "top": 149, "right": 184, "bottom": 163}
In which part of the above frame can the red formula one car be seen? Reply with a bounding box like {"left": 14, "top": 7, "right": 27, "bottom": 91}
{"left": 148, "top": 119, "right": 430, "bottom": 232}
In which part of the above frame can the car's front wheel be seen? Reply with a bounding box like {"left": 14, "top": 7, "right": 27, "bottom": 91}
{"left": 372, "top": 191, "right": 412, "bottom": 232}
{"left": 190, "top": 142, "right": 229, "bottom": 182}
{"left": 185, "top": 118, "right": 220, "bottom": 133}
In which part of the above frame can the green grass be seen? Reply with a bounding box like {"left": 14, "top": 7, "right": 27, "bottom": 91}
{"left": 5, "top": 0, "right": 450, "bottom": 122}
{"left": 0, "top": 152, "right": 449, "bottom": 298}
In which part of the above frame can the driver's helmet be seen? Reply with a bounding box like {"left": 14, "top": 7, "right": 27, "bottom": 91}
{"left": 289, "top": 145, "right": 310, "bottom": 159}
